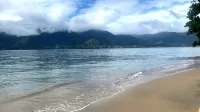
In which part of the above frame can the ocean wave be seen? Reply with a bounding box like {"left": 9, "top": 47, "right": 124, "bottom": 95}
{"left": 128, "top": 72, "right": 143, "bottom": 80}
{"left": 112, "top": 71, "right": 143, "bottom": 88}
{"left": 162, "top": 61, "right": 194, "bottom": 70}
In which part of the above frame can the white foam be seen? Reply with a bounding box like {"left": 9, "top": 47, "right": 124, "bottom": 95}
{"left": 128, "top": 72, "right": 143, "bottom": 80}
{"left": 163, "top": 65, "right": 174, "bottom": 69}
{"left": 35, "top": 87, "right": 124, "bottom": 112}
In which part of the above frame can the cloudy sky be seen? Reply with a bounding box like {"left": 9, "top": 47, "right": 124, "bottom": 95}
{"left": 0, "top": 0, "right": 191, "bottom": 36}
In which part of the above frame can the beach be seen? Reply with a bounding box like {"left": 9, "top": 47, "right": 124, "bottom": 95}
{"left": 0, "top": 48, "right": 199, "bottom": 112}
{"left": 81, "top": 69, "right": 200, "bottom": 112}
{"left": 1, "top": 69, "right": 200, "bottom": 112}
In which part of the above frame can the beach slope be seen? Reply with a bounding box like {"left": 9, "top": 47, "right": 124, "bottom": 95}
{"left": 82, "top": 69, "right": 200, "bottom": 112}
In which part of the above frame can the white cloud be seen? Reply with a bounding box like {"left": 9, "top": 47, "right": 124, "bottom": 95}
{"left": 0, "top": 0, "right": 191, "bottom": 36}
{"left": 105, "top": 3, "right": 190, "bottom": 35}
{"left": 0, "top": 0, "right": 76, "bottom": 35}
{"left": 68, "top": 0, "right": 190, "bottom": 35}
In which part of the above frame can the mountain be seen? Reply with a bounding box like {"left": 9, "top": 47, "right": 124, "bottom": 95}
{"left": 0, "top": 30, "right": 197, "bottom": 50}
{"left": 135, "top": 32, "right": 197, "bottom": 47}
{"left": 0, "top": 30, "right": 151, "bottom": 50}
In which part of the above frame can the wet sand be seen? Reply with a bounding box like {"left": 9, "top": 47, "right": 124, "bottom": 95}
{"left": 81, "top": 69, "right": 200, "bottom": 112}
{"left": 0, "top": 82, "right": 83, "bottom": 112}
{"left": 1, "top": 69, "right": 200, "bottom": 112}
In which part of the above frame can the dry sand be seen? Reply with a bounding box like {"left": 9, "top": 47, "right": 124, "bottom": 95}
{"left": 81, "top": 69, "right": 200, "bottom": 112}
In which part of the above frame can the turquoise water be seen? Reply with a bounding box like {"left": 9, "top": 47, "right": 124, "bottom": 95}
{"left": 0, "top": 47, "right": 200, "bottom": 111}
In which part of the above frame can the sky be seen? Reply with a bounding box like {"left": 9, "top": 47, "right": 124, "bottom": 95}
{"left": 0, "top": 0, "right": 191, "bottom": 36}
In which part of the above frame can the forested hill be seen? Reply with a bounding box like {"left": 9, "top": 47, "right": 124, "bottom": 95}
{"left": 0, "top": 30, "right": 197, "bottom": 50}
{"left": 135, "top": 32, "right": 197, "bottom": 47}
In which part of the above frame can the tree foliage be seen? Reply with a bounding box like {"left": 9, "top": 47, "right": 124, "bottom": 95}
{"left": 85, "top": 39, "right": 99, "bottom": 45}
{"left": 185, "top": 0, "right": 200, "bottom": 47}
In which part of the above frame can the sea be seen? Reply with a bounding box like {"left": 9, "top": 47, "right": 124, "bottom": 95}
{"left": 0, "top": 47, "right": 199, "bottom": 112}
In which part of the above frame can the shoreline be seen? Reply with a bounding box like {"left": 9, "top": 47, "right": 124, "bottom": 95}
{"left": 0, "top": 64, "right": 197, "bottom": 112}
{"left": 81, "top": 69, "right": 200, "bottom": 112}
{"left": 0, "top": 80, "right": 83, "bottom": 105}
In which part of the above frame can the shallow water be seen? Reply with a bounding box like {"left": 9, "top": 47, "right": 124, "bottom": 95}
{"left": 0, "top": 47, "right": 199, "bottom": 112}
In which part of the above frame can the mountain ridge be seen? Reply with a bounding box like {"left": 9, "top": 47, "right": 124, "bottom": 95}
{"left": 0, "top": 30, "right": 197, "bottom": 50}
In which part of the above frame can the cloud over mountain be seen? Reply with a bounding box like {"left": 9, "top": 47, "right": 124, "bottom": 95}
{"left": 0, "top": 0, "right": 190, "bottom": 36}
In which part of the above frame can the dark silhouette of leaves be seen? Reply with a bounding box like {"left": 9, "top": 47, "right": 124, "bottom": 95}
{"left": 185, "top": 0, "right": 200, "bottom": 46}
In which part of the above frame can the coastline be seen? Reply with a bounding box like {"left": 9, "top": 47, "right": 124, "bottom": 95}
{"left": 0, "top": 61, "right": 198, "bottom": 112}
{"left": 81, "top": 69, "right": 200, "bottom": 112}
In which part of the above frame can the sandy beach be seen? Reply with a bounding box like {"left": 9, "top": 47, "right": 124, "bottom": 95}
{"left": 81, "top": 69, "right": 200, "bottom": 112}
{"left": 0, "top": 69, "right": 200, "bottom": 112}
